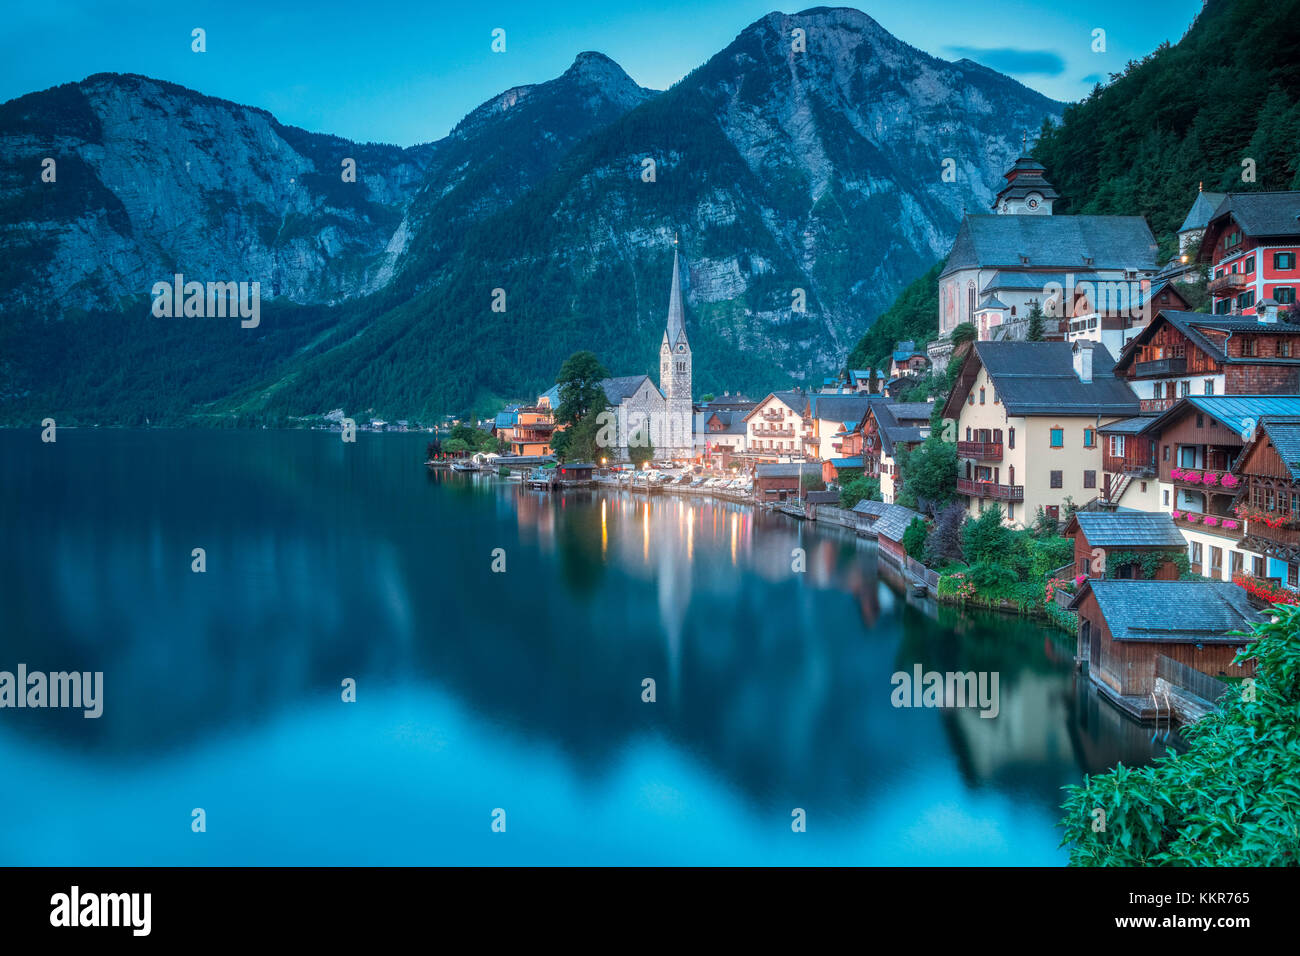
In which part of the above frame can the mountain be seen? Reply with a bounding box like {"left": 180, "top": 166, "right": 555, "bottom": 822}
{"left": 0, "top": 7, "right": 1062, "bottom": 424}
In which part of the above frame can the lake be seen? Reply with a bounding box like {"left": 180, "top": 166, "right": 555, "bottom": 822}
{"left": 0, "top": 430, "right": 1178, "bottom": 864}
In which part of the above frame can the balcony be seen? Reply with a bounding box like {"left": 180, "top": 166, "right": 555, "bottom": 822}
{"left": 1208, "top": 272, "right": 1249, "bottom": 295}
{"left": 957, "top": 478, "right": 1024, "bottom": 501}
{"left": 1169, "top": 467, "right": 1242, "bottom": 492}
{"left": 957, "top": 440, "right": 1003, "bottom": 461}
{"left": 1134, "top": 357, "right": 1187, "bottom": 377}
{"left": 1170, "top": 509, "right": 1243, "bottom": 540}
{"left": 1103, "top": 454, "right": 1155, "bottom": 477}
{"left": 752, "top": 426, "right": 794, "bottom": 438}
{"left": 1138, "top": 397, "right": 1177, "bottom": 413}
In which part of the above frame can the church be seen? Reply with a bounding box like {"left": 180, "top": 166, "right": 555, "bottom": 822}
{"left": 540, "top": 244, "right": 695, "bottom": 460}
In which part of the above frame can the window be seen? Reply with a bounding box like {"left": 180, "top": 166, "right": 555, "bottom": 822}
{"left": 1007, "top": 503, "right": 1014, "bottom": 521}
{"left": 1191, "top": 541, "right": 1202, "bottom": 567}
{"left": 1210, "top": 546, "right": 1223, "bottom": 578}
{"left": 1109, "top": 435, "right": 1125, "bottom": 457}
{"left": 1050, "top": 428, "right": 1064, "bottom": 448}
{"left": 968, "top": 393, "right": 975, "bottom": 405}
{"left": 1196, "top": 413, "right": 1204, "bottom": 428}
{"left": 1046, "top": 505, "right": 1060, "bottom": 520}
{"left": 1253, "top": 555, "right": 1265, "bottom": 577}
{"left": 1275, "top": 252, "right": 1296, "bottom": 271}
{"left": 1244, "top": 338, "right": 1258, "bottom": 357}
{"left": 1215, "top": 298, "right": 1232, "bottom": 315}
{"left": 1008, "top": 427, "right": 1015, "bottom": 449}
{"left": 1231, "top": 551, "right": 1244, "bottom": 576}
{"left": 1238, "top": 290, "right": 1256, "bottom": 310}
{"left": 965, "top": 426, "right": 971, "bottom": 441}
{"left": 1180, "top": 380, "right": 1191, "bottom": 397}
{"left": 1281, "top": 341, "right": 1292, "bottom": 358}
{"left": 1163, "top": 444, "right": 1170, "bottom": 462}
{"left": 979, "top": 387, "right": 985, "bottom": 405}
{"left": 1276, "top": 287, "right": 1296, "bottom": 304}
{"left": 1291, "top": 564, "right": 1299, "bottom": 589}
{"left": 993, "top": 389, "right": 999, "bottom": 404}
{"left": 1140, "top": 482, "right": 1147, "bottom": 492}
{"left": 1163, "top": 489, "right": 1170, "bottom": 506}
{"left": 1246, "top": 256, "right": 1256, "bottom": 274}
{"left": 1050, "top": 470, "right": 1063, "bottom": 489}
{"left": 1084, "top": 470, "right": 1096, "bottom": 489}
{"left": 1083, "top": 428, "right": 1095, "bottom": 448}
{"left": 968, "top": 282, "right": 976, "bottom": 317}
{"left": 1226, "top": 231, "right": 1243, "bottom": 249}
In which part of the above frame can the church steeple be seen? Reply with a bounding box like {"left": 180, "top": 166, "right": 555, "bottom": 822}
{"left": 664, "top": 236, "right": 688, "bottom": 349}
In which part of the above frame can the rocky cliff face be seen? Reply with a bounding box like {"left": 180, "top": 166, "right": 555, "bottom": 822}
{"left": 0, "top": 8, "right": 1062, "bottom": 422}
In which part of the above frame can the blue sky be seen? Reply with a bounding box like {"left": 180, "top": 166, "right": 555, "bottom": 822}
{"left": 1, "top": 0, "right": 1204, "bottom": 146}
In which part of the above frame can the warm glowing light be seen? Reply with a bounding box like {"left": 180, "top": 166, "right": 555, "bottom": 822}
{"left": 601, "top": 498, "right": 607, "bottom": 556}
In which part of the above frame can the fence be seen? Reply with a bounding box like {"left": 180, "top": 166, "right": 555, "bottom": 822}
{"left": 1155, "top": 654, "right": 1229, "bottom": 705}
{"left": 905, "top": 555, "right": 940, "bottom": 591}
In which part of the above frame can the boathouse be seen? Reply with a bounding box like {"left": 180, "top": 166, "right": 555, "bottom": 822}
{"left": 1062, "top": 510, "right": 1186, "bottom": 581}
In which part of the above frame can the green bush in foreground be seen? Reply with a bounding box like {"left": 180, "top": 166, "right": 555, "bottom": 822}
{"left": 1060, "top": 604, "right": 1300, "bottom": 865}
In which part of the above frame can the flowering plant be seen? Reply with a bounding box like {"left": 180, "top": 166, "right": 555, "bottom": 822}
{"left": 1204, "top": 515, "right": 1219, "bottom": 527}
{"left": 1185, "top": 513, "right": 1200, "bottom": 523}
{"left": 1074, "top": 574, "right": 1087, "bottom": 587}
{"left": 1171, "top": 509, "right": 1183, "bottom": 519}
{"left": 1203, "top": 472, "right": 1220, "bottom": 486}
{"left": 1233, "top": 502, "right": 1293, "bottom": 529}
{"left": 1233, "top": 573, "right": 1300, "bottom": 606}
{"left": 1170, "top": 467, "right": 1184, "bottom": 480}
{"left": 1221, "top": 474, "right": 1240, "bottom": 489}
{"left": 1184, "top": 471, "right": 1202, "bottom": 484}
{"left": 1222, "top": 519, "right": 1239, "bottom": 530}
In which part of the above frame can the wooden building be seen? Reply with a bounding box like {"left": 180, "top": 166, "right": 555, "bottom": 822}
{"left": 754, "top": 462, "right": 821, "bottom": 502}
{"left": 1068, "top": 579, "right": 1262, "bottom": 702}
{"left": 1062, "top": 510, "right": 1186, "bottom": 581}
{"left": 1232, "top": 419, "right": 1300, "bottom": 587}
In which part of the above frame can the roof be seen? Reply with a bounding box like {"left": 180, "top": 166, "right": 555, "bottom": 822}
{"left": 705, "top": 409, "right": 747, "bottom": 435}
{"left": 664, "top": 249, "right": 688, "bottom": 348}
{"left": 1141, "top": 395, "right": 1300, "bottom": 436}
{"left": 872, "top": 503, "right": 922, "bottom": 542}
{"left": 852, "top": 500, "right": 889, "bottom": 517}
{"left": 977, "top": 294, "right": 1009, "bottom": 311}
{"left": 538, "top": 384, "right": 560, "bottom": 406}
{"left": 1258, "top": 421, "right": 1300, "bottom": 480}
{"left": 942, "top": 215, "right": 1157, "bottom": 278}
{"left": 1098, "top": 415, "right": 1157, "bottom": 435}
{"left": 1178, "top": 190, "right": 1227, "bottom": 234}
{"left": 745, "top": 390, "right": 807, "bottom": 420}
{"left": 1205, "top": 191, "right": 1300, "bottom": 240}
{"left": 827, "top": 456, "right": 864, "bottom": 469}
{"left": 1066, "top": 511, "right": 1186, "bottom": 548}
{"left": 804, "top": 490, "right": 840, "bottom": 504}
{"left": 807, "top": 393, "right": 875, "bottom": 422}
{"left": 981, "top": 270, "right": 1107, "bottom": 293}
{"left": 946, "top": 341, "right": 1139, "bottom": 417}
{"left": 755, "top": 462, "right": 821, "bottom": 479}
{"left": 601, "top": 375, "right": 658, "bottom": 404}
{"left": 1068, "top": 580, "right": 1264, "bottom": 643}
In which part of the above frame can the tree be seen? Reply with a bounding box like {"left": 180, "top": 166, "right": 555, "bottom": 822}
{"left": 903, "top": 517, "right": 928, "bottom": 561}
{"left": 950, "top": 322, "right": 977, "bottom": 348}
{"left": 701, "top": 393, "right": 716, "bottom": 403}
{"left": 628, "top": 424, "right": 654, "bottom": 468}
{"left": 839, "top": 475, "right": 882, "bottom": 509}
{"left": 554, "top": 350, "right": 610, "bottom": 428}
{"left": 898, "top": 438, "right": 957, "bottom": 513}
{"left": 1061, "top": 605, "right": 1300, "bottom": 865}
{"left": 443, "top": 437, "right": 471, "bottom": 456}
{"left": 1026, "top": 300, "right": 1046, "bottom": 341}
{"left": 800, "top": 472, "right": 826, "bottom": 493}
{"left": 962, "top": 504, "right": 1012, "bottom": 564}
{"left": 425, "top": 439, "right": 442, "bottom": 460}
{"left": 924, "top": 502, "right": 966, "bottom": 567}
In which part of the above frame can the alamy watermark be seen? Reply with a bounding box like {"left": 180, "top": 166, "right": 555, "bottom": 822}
{"left": 891, "top": 664, "right": 999, "bottom": 719}
{"left": 150, "top": 273, "right": 260, "bottom": 328}
{"left": 0, "top": 664, "right": 103, "bottom": 718}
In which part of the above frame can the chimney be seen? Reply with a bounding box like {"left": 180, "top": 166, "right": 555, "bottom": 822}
{"left": 1258, "top": 298, "right": 1279, "bottom": 324}
{"left": 1072, "top": 341, "right": 1093, "bottom": 383}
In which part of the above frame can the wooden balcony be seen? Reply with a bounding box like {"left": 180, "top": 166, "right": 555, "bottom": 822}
{"left": 1103, "top": 452, "right": 1155, "bottom": 477}
{"left": 1208, "top": 272, "right": 1249, "bottom": 295}
{"left": 1134, "top": 356, "right": 1187, "bottom": 377}
{"left": 1138, "top": 398, "right": 1177, "bottom": 412}
{"left": 957, "top": 477, "right": 1024, "bottom": 501}
{"left": 957, "top": 440, "right": 1003, "bottom": 461}
{"left": 1168, "top": 466, "right": 1242, "bottom": 492}
{"left": 1170, "top": 509, "right": 1244, "bottom": 540}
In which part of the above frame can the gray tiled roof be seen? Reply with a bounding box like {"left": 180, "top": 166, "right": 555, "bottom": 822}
{"left": 981, "top": 270, "right": 1107, "bottom": 293}
{"left": 1207, "top": 191, "right": 1300, "bottom": 239}
{"left": 1178, "top": 190, "right": 1227, "bottom": 234}
{"left": 1098, "top": 415, "right": 1158, "bottom": 435}
{"left": 942, "top": 215, "right": 1157, "bottom": 278}
{"left": 1116, "top": 311, "right": 1300, "bottom": 373}
{"left": 601, "top": 375, "right": 657, "bottom": 404}
{"left": 872, "top": 504, "right": 922, "bottom": 543}
{"left": 869, "top": 402, "right": 927, "bottom": 457}
{"left": 1070, "top": 580, "right": 1264, "bottom": 643}
{"left": 852, "top": 499, "right": 890, "bottom": 517}
{"left": 1070, "top": 511, "right": 1186, "bottom": 548}
{"left": 756, "top": 462, "right": 821, "bottom": 479}
{"left": 807, "top": 393, "right": 875, "bottom": 422}
{"left": 1260, "top": 421, "right": 1300, "bottom": 480}
{"left": 967, "top": 341, "right": 1140, "bottom": 416}
{"left": 1155, "top": 395, "right": 1300, "bottom": 434}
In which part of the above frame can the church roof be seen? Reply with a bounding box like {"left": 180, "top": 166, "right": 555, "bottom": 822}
{"left": 1178, "top": 189, "right": 1228, "bottom": 234}
{"left": 942, "top": 216, "right": 1157, "bottom": 279}
{"left": 601, "top": 375, "right": 658, "bottom": 404}
{"left": 664, "top": 248, "right": 688, "bottom": 348}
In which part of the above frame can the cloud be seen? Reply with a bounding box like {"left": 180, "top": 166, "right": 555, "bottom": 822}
{"left": 1081, "top": 73, "right": 1105, "bottom": 85}
{"left": 949, "top": 46, "right": 1067, "bottom": 76}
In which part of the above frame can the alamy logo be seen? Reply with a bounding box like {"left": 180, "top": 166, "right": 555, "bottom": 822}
{"left": 150, "top": 273, "right": 260, "bottom": 328}
{"left": 50, "top": 886, "right": 151, "bottom": 936}
{"left": 0, "top": 665, "right": 103, "bottom": 718}
{"left": 891, "top": 664, "right": 1000, "bottom": 719}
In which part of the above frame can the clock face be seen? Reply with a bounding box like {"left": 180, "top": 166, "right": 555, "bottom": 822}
{"left": 1027, "top": 193, "right": 1041, "bottom": 209}
{"left": 677, "top": 344, "right": 685, "bottom": 353}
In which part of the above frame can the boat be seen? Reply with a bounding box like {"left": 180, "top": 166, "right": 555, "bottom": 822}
{"left": 450, "top": 460, "right": 477, "bottom": 472}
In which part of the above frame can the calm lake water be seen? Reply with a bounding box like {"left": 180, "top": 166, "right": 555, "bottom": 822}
{"left": 0, "top": 430, "right": 1178, "bottom": 865}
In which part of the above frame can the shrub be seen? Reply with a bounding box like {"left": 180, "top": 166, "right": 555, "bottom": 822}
{"left": 903, "top": 516, "right": 928, "bottom": 561}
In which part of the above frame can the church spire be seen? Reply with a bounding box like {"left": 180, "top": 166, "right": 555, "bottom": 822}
{"left": 665, "top": 238, "right": 687, "bottom": 347}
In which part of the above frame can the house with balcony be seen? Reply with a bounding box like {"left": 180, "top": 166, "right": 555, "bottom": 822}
{"left": 700, "top": 406, "right": 750, "bottom": 465}
{"left": 806, "top": 393, "right": 877, "bottom": 461}
{"left": 1097, "top": 416, "right": 1160, "bottom": 510}
{"left": 1063, "top": 278, "right": 1191, "bottom": 358}
{"left": 743, "top": 390, "right": 809, "bottom": 462}
{"left": 929, "top": 156, "right": 1158, "bottom": 364}
{"left": 1230, "top": 419, "right": 1300, "bottom": 589}
{"left": 1137, "top": 394, "right": 1300, "bottom": 580}
{"left": 853, "top": 401, "right": 931, "bottom": 503}
{"left": 941, "top": 340, "right": 1139, "bottom": 527}
{"left": 888, "top": 341, "right": 930, "bottom": 380}
{"left": 1197, "top": 191, "right": 1300, "bottom": 317}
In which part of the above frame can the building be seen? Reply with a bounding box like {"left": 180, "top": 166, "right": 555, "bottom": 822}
{"left": 743, "top": 390, "right": 809, "bottom": 462}
{"left": 1231, "top": 419, "right": 1300, "bottom": 588}
{"left": 805, "top": 393, "right": 876, "bottom": 461}
{"left": 699, "top": 403, "right": 752, "bottom": 465}
{"left": 1197, "top": 191, "right": 1300, "bottom": 318}
{"left": 1136, "top": 395, "right": 1300, "bottom": 580}
{"left": 941, "top": 340, "right": 1139, "bottom": 526}
{"left": 493, "top": 402, "right": 556, "bottom": 457}
{"left": 845, "top": 369, "right": 887, "bottom": 393}
{"left": 888, "top": 341, "right": 930, "bottom": 379}
{"left": 854, "top": 401, "right": 931, "bottom": 503}
{"left": 1063, "top": 278, "right": 1191, "bottom": 358}
{"left": 1112, "top": 310, "right": 1300, "bottom": 412}
{"left": 1177, "top": 185, "right": 1227, "bottom": 256}
{"left": 754, "top": 462, "right": 822, "bottom": 502}
{"left": 930, "top": 157, "right": 1158, "bottom": 364}
{"left": 1097, "top": 415, "right": 1160, "bottom": 510}
{"left": 1068, "top": 579, "right": 1262, "bottom": 701}
{"left": 1062, "top": 510, "right": 1187, "bottom": 581}
{"left": 852, "top": 500, "right": 922, "bottom": 563}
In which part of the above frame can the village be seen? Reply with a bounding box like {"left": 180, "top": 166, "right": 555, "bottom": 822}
{"left": 435, "top": 156, "right": 1300, "bottom": 730}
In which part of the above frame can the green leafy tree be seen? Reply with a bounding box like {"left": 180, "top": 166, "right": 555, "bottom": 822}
{"left": 950, "top": 322, "right": 977, "bottom": 348}
{"left": 1061, "top": 606, "right": 1300, "bottom": 865}
{"left": 554, "top": 350, "right": 610, "bottom": 428}
{"left": 628, "top": 425, "right": 655, "bottom": 468}
{"left": 800, "top": 472, "right": 827, "bottom": 492}
{"left": 443, "top": 437, "right": 471, "bottom": 455}
{"left": 962, "top": 504, "right": 1012, "bottom": 564}
{"left": 839, "top": 475, "right": 882, "bottom": 509}
{"left": 898, "top": 438, "right": 957, "bottom": 512}
{"left": 924, "top": 502, "right": 966, "bottom": 567}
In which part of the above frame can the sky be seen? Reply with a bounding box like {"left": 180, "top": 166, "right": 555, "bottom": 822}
{"left": 0, "top": 0, "right": 1206, "bottom": 147}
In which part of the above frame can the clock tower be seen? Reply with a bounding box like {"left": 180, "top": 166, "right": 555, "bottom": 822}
{"left": 659, "top": 238, "right": 693, "bottom": 457}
